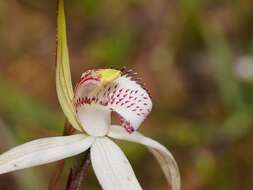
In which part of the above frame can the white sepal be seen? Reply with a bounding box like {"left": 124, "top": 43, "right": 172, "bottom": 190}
{"left": 0, "top": 134, "right": 94, "bottom": 174}
{"left": 90, "top": 137, "right": 142, "bottom": 190}
{"left": 108, "top": 125, "right": 181, "bottom": 190}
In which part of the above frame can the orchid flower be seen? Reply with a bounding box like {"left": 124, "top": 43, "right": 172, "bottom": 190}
{"left": 0, "top": 0, "right": 180, "bottom": 189}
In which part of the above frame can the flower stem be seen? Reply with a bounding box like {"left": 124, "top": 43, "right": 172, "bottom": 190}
{"left": 47, "top": 121, "right": 76, "bottom": 190}
{"left": 65, "top": 150, "right": 91, "bottom": 190}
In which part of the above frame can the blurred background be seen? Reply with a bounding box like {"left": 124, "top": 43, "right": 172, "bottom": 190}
{"left": 1, "top": 0, "right": 253, "bottom": 189}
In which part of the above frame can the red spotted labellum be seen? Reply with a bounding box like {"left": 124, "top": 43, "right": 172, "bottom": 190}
{"left": 73, "top": 69, "right": 152, "bottom": 136}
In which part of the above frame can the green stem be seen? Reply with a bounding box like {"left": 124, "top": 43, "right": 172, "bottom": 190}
{"left": 65, "top": 150, "right": 91, "bottom": 190}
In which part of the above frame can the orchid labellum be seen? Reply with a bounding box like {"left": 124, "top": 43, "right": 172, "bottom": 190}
{"left": 0, "top": 0, "right": 180, "bottom": 189}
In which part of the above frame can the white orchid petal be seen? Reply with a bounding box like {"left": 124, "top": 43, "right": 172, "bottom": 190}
{"left": 77, "top": 104, "right": 110, "bottom": 136}
{"left": 91, "top": 137, "right": 142, "bottom": 190}
{"left": 74, "top": 69, "right": 152, "bottom": 134}
{"left": 108, "top": 125, "right": 180, "bottom": 190}
{"left": 73, "top": 70, "right": 111, "bottom": 135}
{"left": 0, "top": 134, "right": 94, "bottom": 174}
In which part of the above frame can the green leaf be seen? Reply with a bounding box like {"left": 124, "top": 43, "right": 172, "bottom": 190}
{"left": 56, "top": 0, "right": 82, "bottom": 131}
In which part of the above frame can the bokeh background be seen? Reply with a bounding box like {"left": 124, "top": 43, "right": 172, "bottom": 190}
{"left": 1, "top": 0, "right": 253, "bottom": 189}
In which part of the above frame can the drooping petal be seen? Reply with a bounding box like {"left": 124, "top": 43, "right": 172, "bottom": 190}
{"left": 90, "top": 137, "right": 142, "bottom": 190}
{"left": 74, "top": 69, "right": 152, "bottom": 134}
{"left": 56, "top": 0, "right": 82, "bottom": 131}
{"left": 0, "top": 134, "right": 94, "bottom": 174}
{"left": 108, "top": 125, "right": 180, "bottom": 190}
